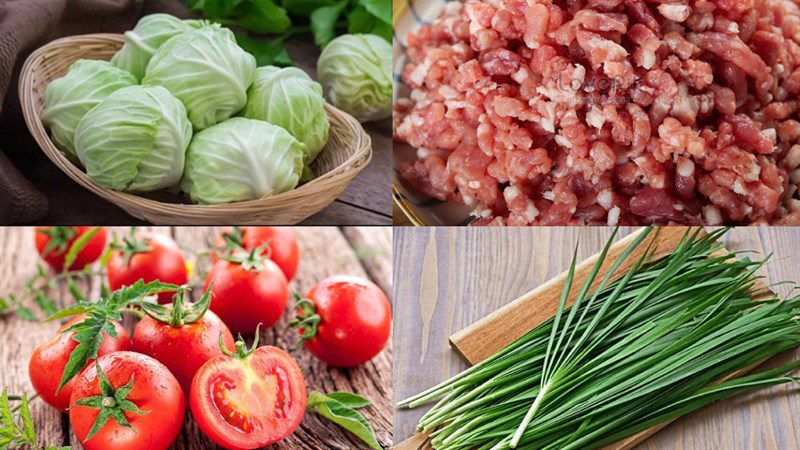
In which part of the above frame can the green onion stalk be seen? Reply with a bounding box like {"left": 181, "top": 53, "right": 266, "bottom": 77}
{"left": 398, "top": 227, "right": 800, "bottom": 450}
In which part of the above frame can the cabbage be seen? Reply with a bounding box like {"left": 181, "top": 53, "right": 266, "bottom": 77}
{"left": 181, "top": 118, "right": 305, "bottom": 204}
{"left": 42, "top": 60, "right": 137, "bottom": 162}
{"left": 75, "top": 85, "right": 192, "bottom": 192}
{"left": 142, "top": 24, "right": 256, "bottom": 130}
{"left": 317, "top": 34, "right": 392, "bottom": 122}
{"left": 242, "top": 66, "right": 330, "bottom": 163}
{"left": 111, "top": 14, "right": 207, "bottom": 81}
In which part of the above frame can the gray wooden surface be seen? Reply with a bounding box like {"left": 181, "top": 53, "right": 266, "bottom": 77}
{"left": 393, "top": 227, "right": 800, "bottom": 450}
{"left": 0, "top": 226, "right": 392, "bottom": 449}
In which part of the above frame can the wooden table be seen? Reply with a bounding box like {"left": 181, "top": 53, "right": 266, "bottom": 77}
{"left": 393, "top": 227, "right": 800, "bottom": 450}
{"left": 0, "top": 226, "right": 392, "bottom": 449}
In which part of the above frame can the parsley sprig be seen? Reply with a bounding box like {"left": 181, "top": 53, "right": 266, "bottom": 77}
{"left": 49, "top": 280, "right": 185, "bottom": 393}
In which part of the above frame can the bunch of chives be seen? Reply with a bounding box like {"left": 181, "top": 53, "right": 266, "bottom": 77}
{"left": 398, "top": 228, "right": 800, "bottom": 450}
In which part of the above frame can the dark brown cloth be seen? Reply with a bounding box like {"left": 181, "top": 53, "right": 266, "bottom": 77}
{"left": 0, "top": 0, "right": 191, "bottom": 224}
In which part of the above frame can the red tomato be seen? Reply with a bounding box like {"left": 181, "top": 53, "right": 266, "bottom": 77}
{"left": 190, "top": 345, "right": 306, "bottom": 449}
{"left": 35, "top": 226, "right": 108, "bottom": 271}
{"left": 132, "top": 309, "right": 235, "bottom": 399}
{"left": 297, "top": 276, "right": 391, "bottom": 367}
{"left": 70, "top": 352, "right": 184, "bottom": 450}
{"left": 204, "top": 258, "right": 289, "bottom": 334}
{"left": 29, "top": 315, "right": 130, "bottom": 411}
{"left": 213, "top": 227, "right": 300, "bottom": 281}
{"left": 107, "top": 232, "right": 188, "bottom": 304}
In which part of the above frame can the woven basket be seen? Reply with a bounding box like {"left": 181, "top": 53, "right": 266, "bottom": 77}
{"left": 19, "top": 33, "right": 372, "bottom": 225}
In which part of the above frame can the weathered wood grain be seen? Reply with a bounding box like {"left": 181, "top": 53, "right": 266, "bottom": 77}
{"left": 0, "top": 226, "right": 392, "bottom": 450}
{"left": 393, "top": 227, "right": 800, "bottom": 450}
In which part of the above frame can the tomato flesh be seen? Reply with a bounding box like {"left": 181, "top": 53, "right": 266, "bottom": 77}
{"left": 190, "top": 346, "right": 306, "bottom": 449}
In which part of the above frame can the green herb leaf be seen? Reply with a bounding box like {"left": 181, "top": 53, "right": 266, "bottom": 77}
{"left": 63, "top": 227, "right": 102, "bottom": 272}
{"left": 55, "top": 280, "right": 183, "bottom": 392}
{"left": 347, "top": 6, "right": 391, "bottom": 42}
{"left": 307, "top": 391, "right": 381, "bottom": 449}
{"left": 236, "top": 34, "right": 294, "bottom": 66}
{"left": 356, "top": 0, "right": 391, "bottom": 24}
{"left": 0, "top": 389, "right": 37, "bottom": 448}
{"left": 326, "top": 391, "right": 372, "bottom": 409}
{"left": 33, "top": 292, "right": 58, "bottom": 318}
{"left": 233, "top": 0, "right": 291, "bottom": 34}
{"left": 281, "top": 0, "right": 341, "bottom": 15}
{"left": 311, "top": 1, "right": 347, "bottom": 47}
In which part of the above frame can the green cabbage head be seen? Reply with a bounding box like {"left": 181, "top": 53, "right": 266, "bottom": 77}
{"left": 43, "top": 60, "right": 137, "bottom": 162}
{"left": 181, "top": 118, "right": 305, "bottom": 204}
{"left": 317, "top": 34, "right": 392, "bottom": 122}
{"left": 143, "top": 24, "right": 256, "bottom": 131}
{"left": 242, "top": 66, "right": 330, "bottom": 164}
{"left": 111, "top": 13, "right": 207, "bottom": 81}
{"left": 75, "top": 85, "right": 192, "bottom": 192}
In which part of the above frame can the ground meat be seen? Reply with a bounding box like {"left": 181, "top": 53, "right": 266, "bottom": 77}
{"left": 395, "top": 0, "right": 800, "bottom": 225}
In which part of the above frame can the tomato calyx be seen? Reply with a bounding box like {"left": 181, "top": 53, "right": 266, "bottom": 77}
{"left": 69, "top": 360, "right": 148, "bottom": 442}
{"left": 39, "top": 226, "right": 77, "bottom": 257}
{"left": 140, "top": 284, "right": 212, "bottom": 327}
{"left": 218, "top": 245, "right": 273, "bottom": 272}
{"left": 221, "top": 324, "right": 262, "bottom": 360}
{"left": 288, "top": 293, "right": 321, "bottom": 349}
{"left": 110, "top": 233, "right": 153, "bottom": 267}
{"left": 214, "top": 227, "right": 274, "bottom": 261}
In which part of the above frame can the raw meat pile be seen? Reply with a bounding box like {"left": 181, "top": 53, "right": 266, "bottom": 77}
{"left": 394, "top": 0, "right": 800, "bottom": 225}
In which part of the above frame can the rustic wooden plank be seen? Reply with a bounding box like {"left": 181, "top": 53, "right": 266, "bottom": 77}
{"left": 393, "top": 227, "right": 800, "bottom": 450}
{"left": 0, "top": 226, "right": 392, "bottom": 450}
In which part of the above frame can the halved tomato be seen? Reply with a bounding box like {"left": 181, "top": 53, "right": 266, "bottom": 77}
{"left": 190, "top": 342, "right": 307, "bottom": 449}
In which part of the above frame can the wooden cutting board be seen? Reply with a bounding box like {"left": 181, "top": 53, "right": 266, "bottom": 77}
{"left": 394, "top": 227, "right": 774, "bottom": 450}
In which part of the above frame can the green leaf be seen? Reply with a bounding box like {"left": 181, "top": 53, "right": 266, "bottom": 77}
{"left": 234, "top": 0, "right": 291, "bottom": 34}
{"left": 282, "top": 0, "right": 341, "bottom": 16}
{"left": 307, "top": 391, "right": 381, "bottom": 449}
{"left": 55, "top": 280, "right": 184, "bottom": 391}
{"left": 0, "top": 389, "right": 37, "bottom": 448}
{"left": 194, "top": 0, "right": 238, "bottom": 17}
{"left": 34, "top": 292, "right": 58, "bottom": 317}
{"left": 63, "top": 227, "right": 102, "bottom": 271}
{"left": 356, "top": 0, "right": 391, "bottom": 24}
{"left": 4, "top": 295, "right": 36, "bottom": 321}
{"left": 0, "top": 296, "right": 8, "bottom": 313}
{"left": 311, "top": 2, "right": 347, "bottom": 47}
{"left": 236, "top": 34, "right": 294, "bottom": 66}
{"left": 347, "top": 6, "right": 391, "bottom": 42}
{"left": 326, "top": 391, "right": 372, "bottom": 409}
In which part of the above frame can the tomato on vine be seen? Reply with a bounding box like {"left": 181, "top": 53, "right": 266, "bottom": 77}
{"left": 35, "top": 226, "right": 107, "bottom": 271}
{"left": 29, "top": 314, "right": 130, "bottom": 411}
{"left": 291, "top": 276, "right": 391, "bottom": 368}
{"left": 204, "top": 247, "right": 289, "bottom": 334}
{"left": 190, "top": 328, "right": 307, "bottom": 449}
{"left": 69, "top": 351, "right": 184, "bottom": 450}
{"left": 107, "top": 232, "right": 188, "bottom": 304}
{"left": 132, "top": 286, "right": 235, "bottom": 400}
{"left": 213, "top": 227, "right": 300, "bottom": 281}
